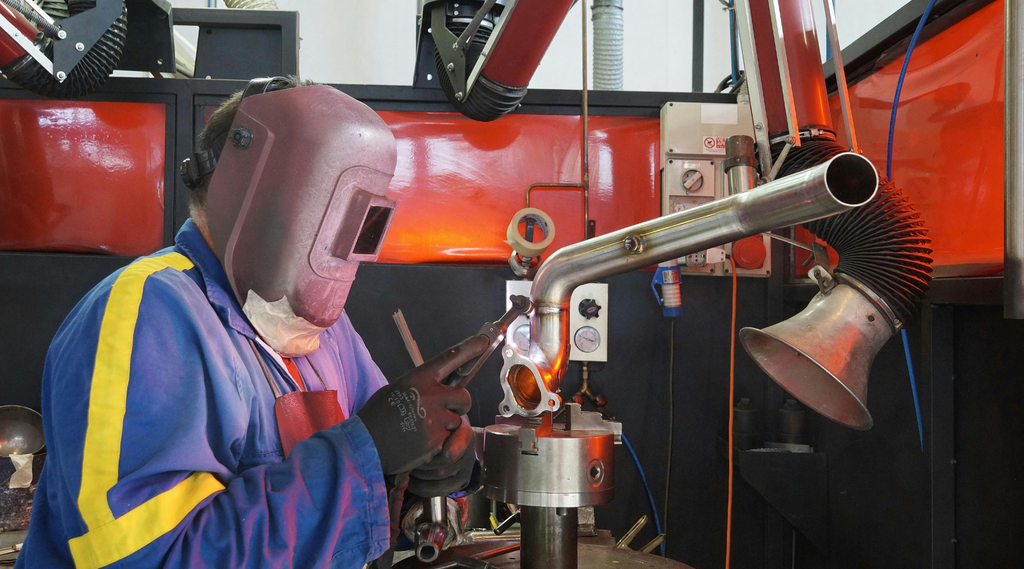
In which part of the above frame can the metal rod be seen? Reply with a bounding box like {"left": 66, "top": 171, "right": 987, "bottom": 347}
{"left": 614, "top": 515, "right": 648, "bottom": 548}
{"left": 580, "top": 0, "right": 590, "bottom": 234}
{"left": 521, "top": 506, "right": 577, "bottom": 569}
{"left": 764, "top": 232, "right": 814, "bottom": 252}
{"left": 1007, "top": 0, "right": 1024, "bottom": 318}
{"left": 767, "top": 0, "right": 802, "bottom": 146}
{"left": 456, "top": 0, "right": 499, "bottom": 50}
{"left": 528, "top": 153, "right": 879, "bottom": 382}
{"left": 822, "top": 0, "right": 858, "bottom": 152}
{"left": 734, "top": 0, "right": 773, "bottom": 174}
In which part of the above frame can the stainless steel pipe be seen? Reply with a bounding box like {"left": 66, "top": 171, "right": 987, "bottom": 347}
{"left": 527, "top": 152, "right": 878, "bottom": 388}
{"left": 1007, "top": 0, "right": 1024, "bottom": 318}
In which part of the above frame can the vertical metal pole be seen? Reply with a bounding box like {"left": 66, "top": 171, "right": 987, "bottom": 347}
{"left": 581, "top": 0, "right": 590, "bottom": 235}
{"left": 767, "top": 0, "right": 802, "bottom": 146}
{"left": 1005, "top": 0, "right": 1024, "bottom": 318}
{"left": 692, "top": 0, "right": 704, "bottom": 91}
{"left": 734, "top": 0, "right": 773, "bottom": 175}
{"left": 822, "top": 0, "right": 858, "bottom": 153}
{"left": 521, "top": 506, "right": 578, "bottom": 569}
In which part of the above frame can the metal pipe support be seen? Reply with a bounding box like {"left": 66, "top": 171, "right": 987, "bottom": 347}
{"left": 520, "top": 506, "right": 578, "bottom": 569}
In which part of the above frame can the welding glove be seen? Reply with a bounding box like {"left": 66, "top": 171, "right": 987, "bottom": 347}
{"left": 358, "top": 335, "right": 487, "bottom": 475}
{"left": 408, "top": 415, "right": 476, "bottom": 497}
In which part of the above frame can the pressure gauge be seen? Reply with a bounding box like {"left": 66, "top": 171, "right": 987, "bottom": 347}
{"left": 574, "top": 326, "right": 601, "bottom": 353}
{"left": 513, "top": 324, "right": 531, "bottom": 352}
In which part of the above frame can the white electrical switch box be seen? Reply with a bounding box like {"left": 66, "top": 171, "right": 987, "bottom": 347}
{"left": 660, "top": 101, "right": 771, "bottom": 278}
{"left": 505, "top": 281, "right": 608, "bottom": 363}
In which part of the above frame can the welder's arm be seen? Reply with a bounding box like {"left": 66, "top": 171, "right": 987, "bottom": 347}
{"left": 49, "top": 278, "right": 396, "bottom": 569}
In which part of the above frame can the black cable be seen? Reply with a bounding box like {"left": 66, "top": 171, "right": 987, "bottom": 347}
{"left": 662, "top": 318, "right": 675, "bottom": 545}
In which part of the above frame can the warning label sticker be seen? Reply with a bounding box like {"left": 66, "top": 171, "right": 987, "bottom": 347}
{"left": 702, "top": 136, "right": 727, "bottom": 155}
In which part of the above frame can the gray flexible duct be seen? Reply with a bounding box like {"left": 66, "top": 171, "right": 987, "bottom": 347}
{"left": 591, "top": 0, "right": 623, "bottom": 90}
{"left": 223, "top": 0, "right": 278, "bottom": 9}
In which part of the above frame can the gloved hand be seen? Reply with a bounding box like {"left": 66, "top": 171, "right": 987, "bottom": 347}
{"left": 357, "top": 335, "right": 487, "bottom": 475}
{"left": 409, "top": 415, "right": 476, "bottom": 497}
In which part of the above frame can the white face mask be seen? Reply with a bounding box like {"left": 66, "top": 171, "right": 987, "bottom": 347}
{"left": 242, "top": 290, "right": 328, "bottom": 357}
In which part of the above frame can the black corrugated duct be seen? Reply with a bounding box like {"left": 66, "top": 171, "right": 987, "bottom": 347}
{"left": 774, "top": 136, "right": 933, "bottom": 325}
{"left": 434, "top": 17, "right": 526, "bottom": 122}
{"left": 1, "top": 0, "right": 127, "bottom": 99}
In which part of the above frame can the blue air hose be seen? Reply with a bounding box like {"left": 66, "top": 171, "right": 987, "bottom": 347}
{"left": 621, "top": 433, "right": 665, "bottom": 555}
{"left": 887, "top": 0, "right": 938, "bottom": 452}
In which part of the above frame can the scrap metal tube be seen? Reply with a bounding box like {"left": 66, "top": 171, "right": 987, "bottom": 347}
{"left": 529, "top": 152, "right": 878, "bottom": 382}
{"left": 1006, "top": 0, "right": 1024, "bottom": 318}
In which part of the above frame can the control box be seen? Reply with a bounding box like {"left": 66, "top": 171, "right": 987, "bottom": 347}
{"left": 660, "top": 101, "right": 771, "bottom": 278}
{"left": 505, "top": 281, "right": 608, "bottom": 362}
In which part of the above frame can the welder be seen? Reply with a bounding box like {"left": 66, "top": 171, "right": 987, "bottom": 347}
{"left": 15, "top": 76, "right": 483, "bottom": 569}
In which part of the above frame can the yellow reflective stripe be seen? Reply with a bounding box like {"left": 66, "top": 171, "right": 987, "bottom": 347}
{"left": 77, "top": 252, "right": 195, "bottom": 531}
{"left": 68, "top": 472, "right": 225, "bottom": 569}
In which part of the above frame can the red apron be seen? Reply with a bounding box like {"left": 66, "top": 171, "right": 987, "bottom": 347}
{"left": 248, "top": 339, "right": 346, "bottom": 458}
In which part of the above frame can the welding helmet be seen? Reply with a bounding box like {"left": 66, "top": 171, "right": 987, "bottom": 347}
{"left": 194, "top": 78, "right": 398, "bottom": 356}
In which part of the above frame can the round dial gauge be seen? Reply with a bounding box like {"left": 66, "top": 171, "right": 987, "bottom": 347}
{"left": 574, "top": 326, "right": 601, "bottom": 353}
{"left": 513, "top": 324, "right": 531, "bottom": 352}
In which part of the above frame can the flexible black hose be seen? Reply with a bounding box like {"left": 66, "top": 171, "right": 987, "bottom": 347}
{"left": 435, "top": 8, "right": 527, "bottom": 121}
{"left": 774, "top": 137, "right": 933, "bottom": 326}
{"left": 1, "top": 0, "right": 126, "bottom": 99}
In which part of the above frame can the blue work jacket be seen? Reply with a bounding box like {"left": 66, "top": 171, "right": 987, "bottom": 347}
{"left": 16, "top": 219, "right": 392, "bottom": 569}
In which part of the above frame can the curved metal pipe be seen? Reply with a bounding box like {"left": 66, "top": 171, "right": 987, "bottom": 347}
{"left": 527, "top": 152, "right": 879, "bottom": 388}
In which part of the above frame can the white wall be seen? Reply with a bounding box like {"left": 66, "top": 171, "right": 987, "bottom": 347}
{"left": 166, "top": 0, "right": 910, "bottom": 92}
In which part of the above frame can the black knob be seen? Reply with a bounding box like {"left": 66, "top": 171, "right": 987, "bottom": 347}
{"left": 578, "top": 298, "right": 602, "bottom": 319}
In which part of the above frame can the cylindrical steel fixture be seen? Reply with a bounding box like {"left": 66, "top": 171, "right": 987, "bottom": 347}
{"left": 725, "top": 135, "right": 758, "bottom": 194}
{"left": 482, "top": 425, "right": 615, "bottom": 507}
{"left": 1006, "top": 0, "right": 1024, "bottom": 318}
{"left": 520, "top": 506, "right": 578, "bottom": 569}
{"left": 748, "top": 0, "right": 832, "bottom": 135}
{"left": 527, "top": 153, "right": 878, "bottom": 387}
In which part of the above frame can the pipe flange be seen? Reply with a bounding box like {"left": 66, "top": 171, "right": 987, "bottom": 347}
{"left": 834, "top": 272, "right": 902, "bottom": 331}
{"left": 499, "top": 345, "right": 562, "bottom": 417}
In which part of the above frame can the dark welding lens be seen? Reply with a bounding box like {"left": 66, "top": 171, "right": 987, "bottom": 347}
{"left": 353, "top": 206, "right": 394, "bottom": 255}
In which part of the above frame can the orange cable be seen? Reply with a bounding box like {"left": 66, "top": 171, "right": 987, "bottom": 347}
{"left": 725, "top": 256, "right": 737, "bottom": 569}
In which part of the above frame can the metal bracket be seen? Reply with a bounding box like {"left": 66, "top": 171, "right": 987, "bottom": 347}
{"left": 809, "top": 265, "right": 835, "bottom": 295}
{"left": 456, "top": 0, "right": 499, "bottom": 51}
{"left": 822, "top": 0, "right": 858, "bottom": 152}
{"left": 52, "top": 0, "right": 122, "bottom": 81}
{"left": 0, "top": 9, "right": 53, "bottom": 74}
{"left": 767, "top": 0, "right": 802, "bottom": 147}
{"left": 431, "top": 5, "right": 468, "bottom": 101}
{"left": 733, "top": 0, "right": 774, "bottom": 175}
{"left": 811, "top": 240, "right": 831, "bottom": 272}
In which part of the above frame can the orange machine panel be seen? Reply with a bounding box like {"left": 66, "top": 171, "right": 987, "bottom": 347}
{"left": 377, "top": 112, "right": 661, "bottom": 264}
{"left": 828, "top": 0, "right": 1005, "bottom": 275}
{"left": 0, "top": 99, "right": 166, "bottom": 256}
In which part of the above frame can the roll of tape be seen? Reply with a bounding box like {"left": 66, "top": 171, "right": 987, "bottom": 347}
{"left": 506, "top": 208, "right": 556, "bottom": 258}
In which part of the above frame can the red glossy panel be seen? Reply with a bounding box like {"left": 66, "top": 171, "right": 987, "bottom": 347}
{"left": 825, "top": 0, "right": 1005, "bottom": 275}
{"left": 377, "top": 112, "right": 660, "bottom": 264}
{"left": 0, "top": 100, "right": 166, "bottom": 255}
